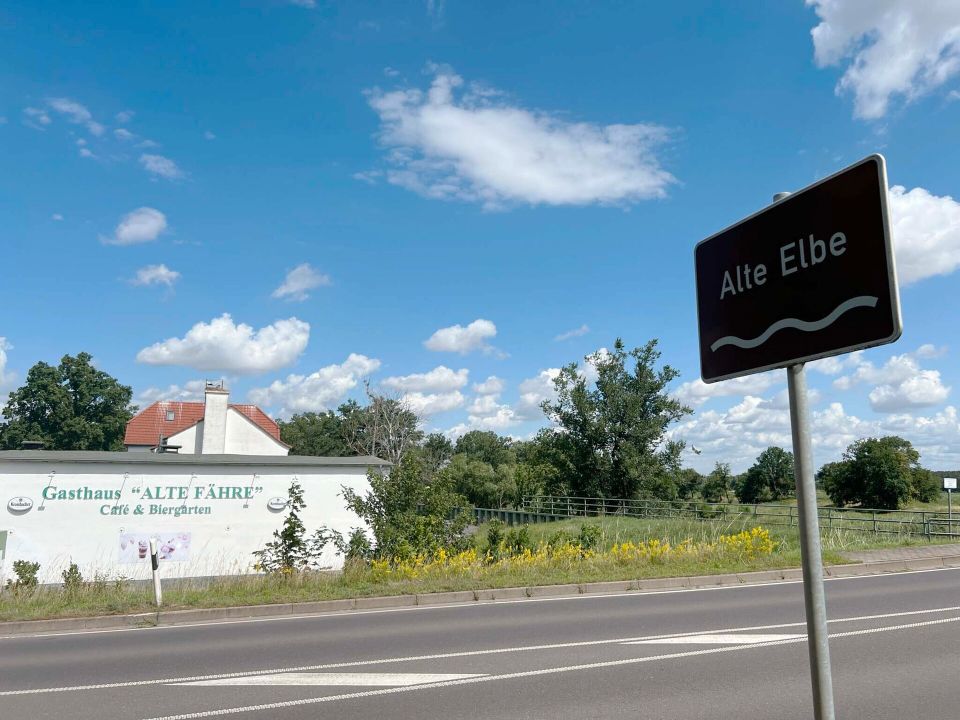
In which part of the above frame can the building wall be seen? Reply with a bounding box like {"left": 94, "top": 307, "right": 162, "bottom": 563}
{"left": 0, "top": 459, "right": 371, "bottom": 583}
{"left": 224, "top": 410, "right": 289, "bottom": 456}
{"left": 167, "top": 424, "right": 199, "bottom": 454}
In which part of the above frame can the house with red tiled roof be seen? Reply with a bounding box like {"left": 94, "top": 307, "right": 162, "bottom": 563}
{"left": 124, "top": 381, "right": 289, "bottom": 455}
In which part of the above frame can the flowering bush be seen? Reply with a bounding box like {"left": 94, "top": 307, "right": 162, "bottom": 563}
{"left": 365, "top": 526, "right": 777, "bottom": 582}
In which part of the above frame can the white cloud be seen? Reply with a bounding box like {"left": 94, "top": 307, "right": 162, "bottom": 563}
{"left": 0, "top": 337, "right": 15, "bottom": 392}
{"left": 402, "top": 390, "right": 465, "bottom": 416}
{"left": 869, "top": 374, "right": 951, "bottom": 412}
{"left": 23, "top": 107, "right": 51, "bottom": 128}
{"left": 78, "top": 147, "right": 96, "bottom": 159}
{"left": 554, "top": 324, "right": 590, "bottom": 341}
{"left": 473, "top": 375, "right": 505, "bottom": 395}
{"left": 674, "top": 371, "right": 781, "bottom": 408}
{"left": 131, "top": 264, "right": 181, "bottom": 288}
{"left": 516, "top": 368, "right": 560, "bottom": 420}
{"left": 675, "top": 390, "right": 960, "bottom": 473}
{"left": 424, "top": 318, "right": 497, "bottom": 354}
{"left": 808, "top": 1, "right": 960, "bottom": 119}
{"left": 916, "top": 343, "right": 947, "bottom": 359}
{"left": 888, "top": 185, "right": 960, "bottom": 285}
{"left": 136, "top": 380, "right": 207, "bottom": 405}
{"left": 366, "top": 67, "right": 675, "bottom": 209}
{"left": 808, "top": 351, "right": 864, "bottom": 375}
{"left": 115, "top": 110, "right": 135, "bottom": 124}
{"left": 101, "top": 207, "right": 167, "bottom": 246}
{"left": 204, "top": 130, "right": 216, "bottom": 140}
{"left": 248, "top": 354, "right": 381, "bottom": 416}
{"left": 52, "top": 213, "right": 63, "bottom": 221}
{"left": 288, "top": 0, "right": 316, "bottom": 6}
{"left": 137, "top": 314, "right": 309, "bottom": 374}
{"left": 46, "top": 97, "right": 104, "bottom": 135}
{"left": 271, "top": 263, "right": 331, "bottom": 302}
{"left": 140, "top": 153, "right": 184, "bottom": 180}
{"left": 832, "top": 348, "right": 951, "bottom": 412}
{"left": 114, "top": 128, "right": 135, "bottom": 141}
{"left": 382, "top": 366, "right": 469, "bottom": 393}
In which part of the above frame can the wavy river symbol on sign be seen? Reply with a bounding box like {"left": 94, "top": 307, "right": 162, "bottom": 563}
{"left": 710, "top": 296, "right": 879, "bottom": 352}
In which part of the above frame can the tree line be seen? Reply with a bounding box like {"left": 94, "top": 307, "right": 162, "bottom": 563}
{"left": 0, "top": 347, "right": 946, "bottom": 511}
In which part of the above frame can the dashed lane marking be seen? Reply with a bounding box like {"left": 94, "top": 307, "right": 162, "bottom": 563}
{"left": 628, "top": 633, "right": 804, "bottom": 645}
{"left": 181, "top": 673, "right": 486, "bottom": 687}
{"left": 4, "top": 603, "right": 960, "bottom": 697}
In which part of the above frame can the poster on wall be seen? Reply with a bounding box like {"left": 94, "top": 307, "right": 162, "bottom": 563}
{"left": 119, "top": 532, "right": 192, "bottom": 563}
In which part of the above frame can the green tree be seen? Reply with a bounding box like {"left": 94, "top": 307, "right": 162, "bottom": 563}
{"left": 817, "top": 461, "right": 853, "bottom": 506}
{"left": 822, "top": 436, "right": 928, "bottom": 509}
{"left": 454, "top": 430, "right": 515, "bottom": 468}
{"left": 0, "top": 352, "right": 135, "bottom": 450}
{"left": 278, "top": 411, "right": 352, "bottom": 456}
{"left": 541, "top": 339, "right": 691, "bottom": 498}
{"left": 676, "top": 468, "right": 705, "bottom": 500}
{"left": 513, "top": 430, "right": 575, "bottom": 496}
{"left": 341, "top": 453, "right": 470, "bottom": 560}
{"left": 420, "top": 432, "right": 454, "bottom": 473}
{"left": 912, "top": 468, "right": 942, "bottom": 504}
{"left": 702, "top": 462, "right": 733, "bottom": 503}
{"left": 737, "top": 447, "right": 796, "bottom": 503}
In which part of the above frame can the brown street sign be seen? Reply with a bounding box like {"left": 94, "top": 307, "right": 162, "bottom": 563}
{"left": 695, "top": 154, "right": 902, "bottom": 383}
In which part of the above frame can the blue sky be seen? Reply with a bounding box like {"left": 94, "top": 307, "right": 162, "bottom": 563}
{"left": 2, "top": 1, "right": 960, "bottom": 471}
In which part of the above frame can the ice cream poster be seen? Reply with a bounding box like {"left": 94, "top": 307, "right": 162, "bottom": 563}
{"left": 119, "top": 532, "right": 192, "bottom": 563}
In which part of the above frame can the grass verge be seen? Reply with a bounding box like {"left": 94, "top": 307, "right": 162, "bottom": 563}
{"left": 0, "top": 516, "right": 953, "bottom": 623}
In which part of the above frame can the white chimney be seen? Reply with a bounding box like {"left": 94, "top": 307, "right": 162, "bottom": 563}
{"left": 200, "top": 381, "right": 229, "bottom": 454}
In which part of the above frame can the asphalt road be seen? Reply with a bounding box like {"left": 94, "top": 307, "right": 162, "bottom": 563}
{"left": 3, "top": 567, "right": 960, "bottom": 719}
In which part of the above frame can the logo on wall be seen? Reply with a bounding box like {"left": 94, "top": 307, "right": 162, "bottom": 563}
{"left": 267, "top": 497, "right": 289, "bottom": 512}
{"left": 7, "top": 496, "right": 34, "bottom": 515}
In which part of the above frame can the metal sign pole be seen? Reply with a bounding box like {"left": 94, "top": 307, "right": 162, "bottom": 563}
{"left": 787, "top": 362, "right": 835, "bottom": 720}
{"left": 771, "top": 190, "right": 836, "bottom": 720}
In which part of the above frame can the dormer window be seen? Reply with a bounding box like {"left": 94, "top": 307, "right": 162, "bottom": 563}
{"left": 165, "top": 410, "right": 176, "bottom": 422}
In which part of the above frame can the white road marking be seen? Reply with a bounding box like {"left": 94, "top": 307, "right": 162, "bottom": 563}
{"left": 3, "top": 565, "right": 958, "bottom": 642}
{"left": 4, "top": 603, "right": 960, "bottom": 697}
{"left": 142, "top": 614, "right": 960, "bottom": 720}
{"left": 181, "top": 673, "right": 485, "bottom": 687}
{"left": 629, "top": 633, "right": 804, "bottom": 645}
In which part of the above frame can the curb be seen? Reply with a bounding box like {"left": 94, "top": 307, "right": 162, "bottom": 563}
{"left": 3, "top": 554, "right": 958, "bottom": 637}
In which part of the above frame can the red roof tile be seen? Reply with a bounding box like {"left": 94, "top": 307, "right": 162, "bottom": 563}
{"left": 124, "top": 401, "right": 282, "bottom": 447}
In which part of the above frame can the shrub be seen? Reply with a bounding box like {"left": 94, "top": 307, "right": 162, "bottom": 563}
{"left": 577, "top": 523, "right": 603, "bottom": 550}
{"left": 253, "top": 481, "right": 333, "bottom": 573}
{"left": 61, "top": 562, "right": 84, "bottom": 591}
{"left": 6, "top": 560, "right": 40, "bottom": 592}
{"left": 335, "top": 528, "right": 373, "bottom": 564}
{"left": 504, "top": 525, "right": 531, "bottom": 555}
{"left": 343, "top": 454, "right": 471, "bottom": 560}
{"left": 486, "top": 519, "right": 505, "bottom": 551}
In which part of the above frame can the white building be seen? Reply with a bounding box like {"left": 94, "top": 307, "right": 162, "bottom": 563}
{"left": 1, "top": 451, "right": 384, "bottom": 583}
{"left": 124, "top": 382, "right": 289, "bottom": 455}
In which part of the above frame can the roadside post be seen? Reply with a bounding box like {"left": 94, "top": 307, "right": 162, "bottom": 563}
{"left": 945, "top": 478, "right": 957, "bottom": 531}
{"left": 695, "top": 155, "right": 902, "bottom": 720}
{"left": 149, "top": 538, "right": 163, "bottom": 608}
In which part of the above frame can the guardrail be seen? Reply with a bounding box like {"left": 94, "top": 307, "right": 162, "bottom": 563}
{"left": 517, "top": 496, "right": 960, "bottom": 538}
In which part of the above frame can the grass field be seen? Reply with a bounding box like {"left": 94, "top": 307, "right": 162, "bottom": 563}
{"left": 0, "top": 515, "right": 954, "bottom": 624}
